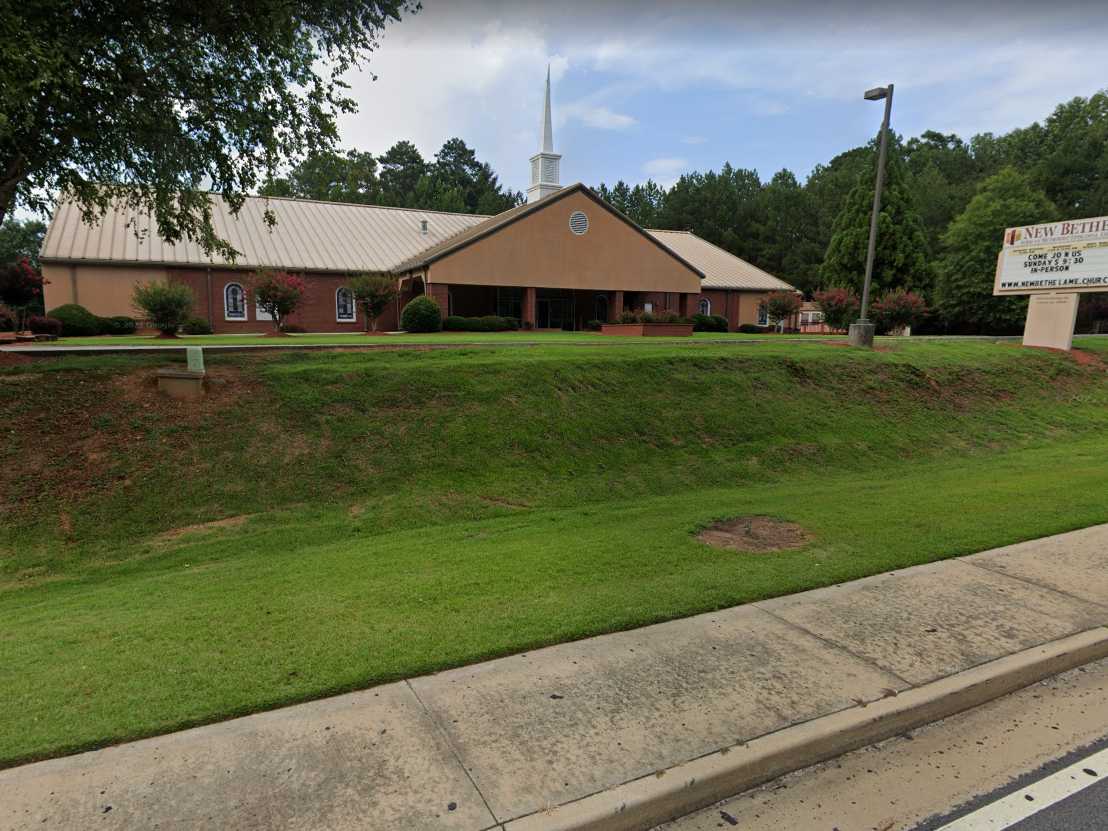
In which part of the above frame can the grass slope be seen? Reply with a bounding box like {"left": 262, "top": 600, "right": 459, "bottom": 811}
{"left": 2, "top": 338, "right": 1107, "bottom": 766}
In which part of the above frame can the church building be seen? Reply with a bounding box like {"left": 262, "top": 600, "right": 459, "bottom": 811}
{"left": 40, "top": 71, "right": 795, "bottom": 332}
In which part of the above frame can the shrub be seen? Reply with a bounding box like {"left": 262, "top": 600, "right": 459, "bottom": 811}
{"left": 250, "top": 270, "right": 306, "bottom": 333}
{"left": 0, "top": 306, "right": 13, "bottom": 331}
{"left": 737, "top": 323, "right": 770, "bottom": 334}
{"left": 281, "top": 323, "right": 307, "bottom": 333}
{"left": 400, "top": 295, "right": 442, "bottom": 332}
{"left": 692, "top": 314, "right": 728, "bottom": 332}
{"left": 99, "top": 315, "right": 137, "bottom": 336}
{"left": 0, "top": 259, "right": 47, "bottom": 329}
{"left": 765, "top": 291, "right": 802, "bottom": 330}
{"left": 132, "top": 282, "right": 194, "bottom": 336}
{"left": 48, "top": 303, "right": 102, "bottom": 336}
{"left": 347, "top": 274, "right": 398, "bottom": 332}
{"left": 871, "top": 289, "right": 928, "bottom": 334}
{"left": 182, "top": 317, "right": 214, "bottom": 335}
{"left": 28, "top": 315, "right": 62, "bottom": 336}
{"left": 585, "top": 319, "right": 603, "bottom": 331}
{"left": 814, "top": 288, "right": 860, "bottom": 332}
{"left": 444, "top": 315, "right": 519, "bottom": 332}
{"left": 617, "top": 310, "right": 637, "bottom": 324}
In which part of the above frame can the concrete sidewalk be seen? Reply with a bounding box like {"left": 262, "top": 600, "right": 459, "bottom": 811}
{"left": 4, "top": 525, "right": 1108, "bottom": 831}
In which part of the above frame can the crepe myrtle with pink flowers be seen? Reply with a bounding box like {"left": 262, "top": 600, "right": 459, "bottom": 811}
{"left": 250, "top": 271, "right": 308, "bottom": 334}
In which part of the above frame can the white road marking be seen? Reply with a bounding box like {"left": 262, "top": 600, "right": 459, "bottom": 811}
{"left": 934, "top": 745, "right": 1107, "bottom": 830}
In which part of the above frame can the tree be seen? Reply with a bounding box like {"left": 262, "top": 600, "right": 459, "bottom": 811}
{"left": 250, "top": 271, "right": 307, "bottom": 334}
{"left": 377, "top": 141, "right": 428, "bottom": 206}
{"left": 754, "top": 170, "right": 822, "bottom": 293}
{"left": 765, "top": 291, "right": 801, "bottom": 332}
{"left": 821, "top": 151, "right": 932, "bottom": 297}
{"left": 0, "top": 259, "right": 47, "bottom": 331}
{"left": 261, "top": 150, "right": 381, "bottom": 204}
{"left": 2, "top": 1, "right": 417, "bottom": 255}
{"left": 0, "top": 219, "right": 47, "bottom": 269}
{"left": 934, "top": 168, "right": 1057, "bottom": 333}
{"left": 814, "top": 288, "right": 860, "bottom": 332}
{"left": 347, "top": 274, "right": 397, "bottom": 332}
{"left": 132, "top": 282, "right": 194, "bottom": 337}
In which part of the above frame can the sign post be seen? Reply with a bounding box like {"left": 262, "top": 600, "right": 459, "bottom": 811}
{"left": 994, "top": 216, "right": 1108, "bottom": 351}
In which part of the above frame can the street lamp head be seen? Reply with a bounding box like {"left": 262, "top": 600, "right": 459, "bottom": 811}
{"left": 864, "top": 86, "right": 889, "bottom": 101}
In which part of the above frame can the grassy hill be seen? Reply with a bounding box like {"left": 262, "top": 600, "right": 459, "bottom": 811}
{"left": 2, "top": 337, "right": 1108, "bottom": 766}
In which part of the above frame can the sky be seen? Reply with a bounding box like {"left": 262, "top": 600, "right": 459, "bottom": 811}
{"left": 335, "top": 0, "right": 1108, "bottom": 193}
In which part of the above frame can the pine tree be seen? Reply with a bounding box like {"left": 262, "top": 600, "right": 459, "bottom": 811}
{"left": 934, "top": 168, "right": 1056, "bottom": 332}
{"left": 820, "top": 151, "right": 932, "bottom": 297}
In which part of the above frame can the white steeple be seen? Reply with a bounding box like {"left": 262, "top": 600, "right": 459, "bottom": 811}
{"left": 527, "top": 65, "right": 562, "bottom": 203}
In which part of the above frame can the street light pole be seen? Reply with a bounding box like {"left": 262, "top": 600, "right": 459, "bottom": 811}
{"left": 849, "top": 83, "right": 894, "bottom": 348}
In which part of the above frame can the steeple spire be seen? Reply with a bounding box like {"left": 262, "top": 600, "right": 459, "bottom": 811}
{"left": 541, "top": 65, "right": 554, "bottom": 154}
{"left": 527, "top": 64, "right": 562, "bottom": 203}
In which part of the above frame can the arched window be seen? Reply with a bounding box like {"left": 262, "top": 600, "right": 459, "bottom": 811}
{"left": 224, "top": 282, "right": 246, "bottom": 320}
{"left": 336, "top": 287, "right": 356, "bottom": 322}
{"left": 757, "top": 303, "right": 769, "bottom": 326}
{"left": 698, "top": 297, "right": 711, "bottom": 316}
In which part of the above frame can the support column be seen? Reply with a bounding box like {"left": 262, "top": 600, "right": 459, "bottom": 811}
{"left": 522, "top": 287, "right": 537, "bottom": 329}
{"left": 611, "top": 291, "right": 624, "bottom": 322}
{"left": 679, "top": 293, "right": 693, "bottom": 318}
{"left": 428, "top": 283, "right": 451, "bottom": 319}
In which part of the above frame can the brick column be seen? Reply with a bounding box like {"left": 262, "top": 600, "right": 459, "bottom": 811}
{"left": 679, "top": 293, "right": 693, "bottom": 318}
{"left": 428, "top": 283, "right": 450, "bottom": 319}
{"left": 611, "top": 291, "right": 624, "bottom": 322}
{"left": 522, "top": 287, "right": 537, "bottom": 329}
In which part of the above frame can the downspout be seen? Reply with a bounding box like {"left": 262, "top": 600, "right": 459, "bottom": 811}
{"left": 205, "top": 268, "right": 213, "bottom": 325}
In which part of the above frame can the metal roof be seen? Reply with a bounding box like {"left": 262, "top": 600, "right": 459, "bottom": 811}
{"left": 646, "top": 230, "right": 796, "bottom": 292}
{"left": 39, "top": 191, "right": 794, "bottom": 293}
{"left": 39, "top": 194, "right": 488, "bottom": 273}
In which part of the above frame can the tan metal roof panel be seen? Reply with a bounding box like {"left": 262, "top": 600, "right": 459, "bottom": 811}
{"left": 40, "top": 194, "right": 488, "bottom": 273}
{"left": 646, "top": 229, "right": 796, "bottom": 292}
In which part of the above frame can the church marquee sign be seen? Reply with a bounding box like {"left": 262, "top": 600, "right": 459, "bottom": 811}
{"left": 994, "top": 215, "right": 1108, "bottom": 296}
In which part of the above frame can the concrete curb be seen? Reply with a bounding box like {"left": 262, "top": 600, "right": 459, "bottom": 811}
{"left": 502, "top": 626, "right": 1108, "bottom": 831}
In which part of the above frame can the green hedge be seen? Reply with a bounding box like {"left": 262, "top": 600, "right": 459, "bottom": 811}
{"left": 44, "top": 304, "right": 139, "bottom": 337}
{"left": 47, "top": 304, "right": 101, "bottom": 336}
{"left": 400, "top": 295, "right": 442, "bottom": 333}
{"left": 737, "top": 323, "right": 771, "bottom": 334}
{"left": 691, "top": 313, "right": 729, "bottom": 332}
{"left": 100, "top": 315, "right": 137, "bottom": 335}
{"left": 182, "top": 317, "right": 214, "bottom": 335}
{"left": 443, "top": 315, "right": 520, "bottom": 332}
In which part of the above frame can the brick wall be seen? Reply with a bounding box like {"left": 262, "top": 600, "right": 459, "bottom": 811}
{"left": 169, "top": 269, "right": 405, "bottom": 334}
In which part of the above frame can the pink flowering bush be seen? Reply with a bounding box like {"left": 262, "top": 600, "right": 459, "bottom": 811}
{"left": 251, "top": 270, "right": 307, "bottom": 333}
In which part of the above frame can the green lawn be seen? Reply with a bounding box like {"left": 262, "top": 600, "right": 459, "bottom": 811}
{"left": 2, "top": 337, "right": 1106, "bottom": 767}
{"left": 24, "top": 329, "right": 814, "bottom": 347}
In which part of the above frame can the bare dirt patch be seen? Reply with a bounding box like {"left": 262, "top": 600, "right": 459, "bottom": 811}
{"left": 697, "top": 516, "right": 812, "bottom": 553}
{"left": 1070, "top": 348, "right": 1107, "bottom": 369}
{"left": 0, "top": 352, "right": 33, "bottom": 366}
{"left": 154, "top": 514, "right": 251, "bottom": 543}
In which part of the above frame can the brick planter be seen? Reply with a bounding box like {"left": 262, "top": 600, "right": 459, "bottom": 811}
{"left": 600, "top": 323, "right": 694, "bottom": 337}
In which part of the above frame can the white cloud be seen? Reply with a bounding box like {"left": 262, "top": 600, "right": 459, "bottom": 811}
{"left": 326, "top": 0, "right": 1108, "bottom": 192}
{"left": 561, "top": 103, "right": 636, "bottom": 130}
{"left": 643, "top": 157, "right": 688, "bottom": 187}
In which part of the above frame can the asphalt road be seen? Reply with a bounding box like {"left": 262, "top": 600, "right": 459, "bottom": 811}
{"left": 918, "top": 736, "right": 1108, "bottom": 831}
{"left": 1010, "top": 778, "right": 1108, "bottom": 831}
{"left": 658, "top": 657, "right": 1108, "bottom": 831}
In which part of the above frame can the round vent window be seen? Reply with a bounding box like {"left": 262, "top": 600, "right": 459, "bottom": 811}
{"left": 569, "top": 210, "right": 589, "bottom": 235}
